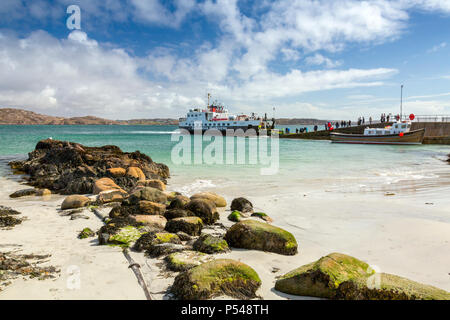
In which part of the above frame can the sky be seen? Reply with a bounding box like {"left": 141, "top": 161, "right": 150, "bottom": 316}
{"left": 1, "top": 0, "right": 450, "bottom": 120}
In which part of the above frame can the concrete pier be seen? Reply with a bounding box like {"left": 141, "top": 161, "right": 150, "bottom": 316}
{"left": 279, "top": 122, "right": 450, "bottom": 144}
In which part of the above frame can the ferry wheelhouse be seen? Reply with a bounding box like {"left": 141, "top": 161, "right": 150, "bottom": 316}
{"left": 330, "top": 120, "right": 425, "bottom": 145}
{"left": 178, "top": 95, "right": 270, "bottom": 134}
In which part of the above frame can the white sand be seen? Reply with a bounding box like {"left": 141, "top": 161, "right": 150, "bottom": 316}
{"left": 0, "top": 177, "right": 146, "bottom": 300}
{"left": 1, "top": 172, "right": 450, "bottom": 300}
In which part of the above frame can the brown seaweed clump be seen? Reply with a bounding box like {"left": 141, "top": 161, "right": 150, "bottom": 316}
{"left": 0, "top": 252, "right": 60, "bottom": 291}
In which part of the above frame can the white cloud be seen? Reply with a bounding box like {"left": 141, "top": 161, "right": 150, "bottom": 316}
{"left": 305, "top": 54, "right": 342, "bottom": 68}
{"left": 427, "top": 41, "right": 447, "bottom": 53}
{"left": 2, "top": 0, "right": 450, "bottom": 119}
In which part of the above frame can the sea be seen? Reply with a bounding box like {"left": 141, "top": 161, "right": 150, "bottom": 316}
{"left": 1, "top": 124, "right": 450, "bottom": 201}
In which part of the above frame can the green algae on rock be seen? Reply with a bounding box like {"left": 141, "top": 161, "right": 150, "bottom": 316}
{"left": 171, "top": 259, "right": 261, "bottom": 300}
{"left": 193, "top": 234, "right": 230, "bottom": 254}
{"left": 78, "top": 227, "right": 95, "bottom": 239}
{"left": 225, "top": 219, "right": 297, "bottom": 255}
{"left": 275, "top": 253, "right": 450, "bottom": 300}
{"left": 133, "top": 231, "right": 181, "bottom": 252}
{"left": 227, "top": 211, "right": 241, "bottom": 222}
{"left": 108, "top": 226, "right": 146, "bottom": 247}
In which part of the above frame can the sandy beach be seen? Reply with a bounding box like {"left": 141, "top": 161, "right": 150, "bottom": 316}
{"left": 1, "top": 168, "right": 449, "bottom": 299}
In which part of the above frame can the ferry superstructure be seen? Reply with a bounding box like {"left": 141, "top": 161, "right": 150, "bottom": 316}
{"left": 178, "top": 94, "right": 271, "bottom": 134}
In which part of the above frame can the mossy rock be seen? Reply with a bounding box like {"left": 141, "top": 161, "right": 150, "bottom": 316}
{"left": 251, "top": 212, "right": 273, "bottom": 223}
{"left": 107, "top": 226, "right": 146, "bottom": 247}
{"left": 167, "top": 195, "right": 190, "bottom": 210}
{"left": 275, "top": 253, "right": 450, "bottom": 300}
{"left": 171, "top": 259, "right": 261, "bottom": 300}
{"left": 190, "top": 192, "right": 227, "bottom": 207}
{"left": 227, "top": 211, "right": 241, "bottom": 222}
{"left": 225, "top": 219, "right": 297, "bottom": 255}
{"left": 133, "top": 232, "right": 181, "bottom": 252}
{"left": 185, "top": 199, "right": 219, "bottom": 225}
{"left": 230, "top": 197, "right": 253, "bottom": 214}
{"left": 126, "top": 187, "right": 167, "bottom": 205}
{"left": 165, "top": 217, "right": 203, "bottom": 236}
{"left": 78, "top": 227, "right": 95, "bottom": 239}
{"left": 164, "top": 208, "right": 193, "bottom": 220}
{"left": 147, "top": 243, "right": 186, "bottom": 257}
{"left": 165, "top": 250, "right": 213, "bottom": 271}
{"left": 193, "top": 234, "right": 230, "bottom": 254}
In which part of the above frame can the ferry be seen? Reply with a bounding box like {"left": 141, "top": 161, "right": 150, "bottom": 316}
{"left": 330, "top": 120, "right": 425, "bottom": 145}
{"left": 178, "top": 94, "right": 273, "bottom": 134}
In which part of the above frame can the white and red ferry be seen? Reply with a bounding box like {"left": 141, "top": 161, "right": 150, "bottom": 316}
{"left": 178, "top": 94, "right": 270, "bottom": 134}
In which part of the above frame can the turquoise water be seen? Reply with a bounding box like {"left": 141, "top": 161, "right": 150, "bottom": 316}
{"left": 1, "top": 125, "right": 450, "bottom": 196}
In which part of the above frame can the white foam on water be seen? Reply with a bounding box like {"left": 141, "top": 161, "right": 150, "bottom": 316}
{"left": 129, "top": 130, "right": 179, "bottom": 135}
{"left": 177, "top": 179, "right": 216, "bottom": 196}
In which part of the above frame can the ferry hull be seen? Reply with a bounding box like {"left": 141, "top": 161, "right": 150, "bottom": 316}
{"left": 179, "top": 126, "right": 261, "bottom": 135}
{"left": 330, "top": 128, "right": 425, "bottom": 145}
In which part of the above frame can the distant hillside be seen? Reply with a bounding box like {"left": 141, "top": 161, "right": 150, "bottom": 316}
{"left": 0, "top": 108, "right": 178, "bottom": 125}
{"left": 0, "top": 108, "right": 328, "bottom": 126}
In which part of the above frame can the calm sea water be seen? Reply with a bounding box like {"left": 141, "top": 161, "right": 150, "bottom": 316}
{"left": 1, "top": 125, "right": 449, "bottom": 198}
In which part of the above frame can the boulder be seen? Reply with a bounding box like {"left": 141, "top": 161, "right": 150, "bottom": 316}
{"left": 137, "top": 179, "right": 166, "bottom": 191}
{"left": 93, "top": 177, "right": 124, "bottom": 194}
{"left": 176, "top": 231, "right": 193, "bottom": 241}
{"left": 97, "top": 190, "right": 126, "bottom": 204}
{"left": 9, "top": 188, "right": 36, "bottom": 198}
{"left": 185, "top": 199, "right": 219, "bottom": 225}
{"left": 193, "top": 234, "right": 229, "bottom": 254}
{"left": 225, "top": 220, "right": 297, "bottom": 255}
{"left": 228, "top": 210, "right": 242, "bottom": 222}
{"left": 126, "top": 166, "right": 146, "bottom": 181}
{"left": 133, "top": 232, "right": 181, "bottom": 252}
{"left": 165, "top": 217, "right": 203, "bottom": 236}
{"left": 107, "top": 167, "right": 126, "bottom": 177}
{"left": 165, "top": 250, "right": 213, "bottom": 271}
{"left": 171, "top": 259, "right": 261, "bottom": 300}
{"left": 36, "top": 188, "right": 51, "bottom": 196}
{"left": 251, "top": 212, "right": 273, "bottom": 223}
{"left": 164, "top": 191, "right": 181, "bottom": 201}
{"left": 138, "top": 200, "right": 166, "bottom": 215}
{"left": 275, "top": 253, "right": 450, "bottom": 300}
{"left": 126, "top": 187, "right": 167, "bottom": 205}
{"left": 164, "top": 209, "right": 193, "bottom": 220}
{"left": 147, "top": 243, "right": 186, "bottom": 257}
{"left": 61, "top": 195, "right": 91, "bottom": 210}
{"left": 167, "top": 195, "right": 190, "bottom": 210}
{"left": 190, "top": 192, "right": 227, "bottom": 207}
{"left": 134, "top": 215, "right": 167, "bottom": 230}
{"left": 109, "top": 205, "right": 139, "bottom": 218}
{"left": 103, "top": 225, "right": 146, "bottom": 247}
{"left": 230, "top": 197, "right": 253, "bottom": 215}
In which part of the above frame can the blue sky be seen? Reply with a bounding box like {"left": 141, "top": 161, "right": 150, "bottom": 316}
{"left": 1, "top": 0, "right": 450, "bottom": 120}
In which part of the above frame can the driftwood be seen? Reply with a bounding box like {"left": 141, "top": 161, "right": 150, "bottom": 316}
{"left": 123, "top": 249, "right": 152, "bottom": 300}
{"left": 92, "top": 208, "right": 152, "bottom": 300}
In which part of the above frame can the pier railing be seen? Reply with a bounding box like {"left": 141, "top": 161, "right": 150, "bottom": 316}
{"left": 409, "top": 115, "right": 450, "bottom": 122}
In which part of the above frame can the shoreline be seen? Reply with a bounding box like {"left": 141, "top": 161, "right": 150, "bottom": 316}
{"left": 0, "top": 140, "right": 449, "bottom": 300}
